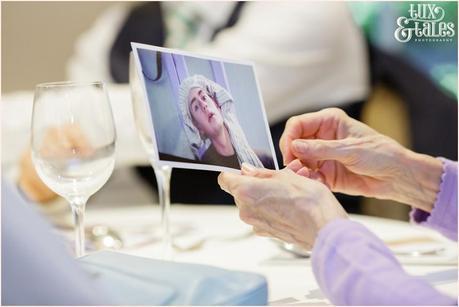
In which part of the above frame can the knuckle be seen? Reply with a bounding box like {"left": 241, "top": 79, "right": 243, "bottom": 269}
{"left": 284, "top": 116, "right": 300, "bottom": 133}
{"left": 324, "top": 107, "right": 346, "bottom": 118}
{"left": 285, "top": 116, "right": 298, "bottom": 127}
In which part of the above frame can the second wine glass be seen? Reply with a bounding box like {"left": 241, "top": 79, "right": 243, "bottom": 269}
{"left": 129, "top": 53, "right": 173, "bottom": 260}
{"left": 31, "top": 81, "right": 116, "bottom": 257}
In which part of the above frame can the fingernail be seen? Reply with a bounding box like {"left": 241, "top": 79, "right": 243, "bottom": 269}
{"left": 292, "top": 140, "right": 306, "bottom": 152}
{"left": 241, "top": 163, "right": 256, "bottom": 172}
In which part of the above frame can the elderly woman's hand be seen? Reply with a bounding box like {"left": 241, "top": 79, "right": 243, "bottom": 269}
{"left": 218, "top": 164, "right": 348, "bottom": 249}
{"left": 280, "top": 108, "right": 443, "bottom": 212}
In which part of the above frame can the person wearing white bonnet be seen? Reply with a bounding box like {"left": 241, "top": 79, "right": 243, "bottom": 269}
{"left": 178, "top": 74, "right": 264, "bottom": 168}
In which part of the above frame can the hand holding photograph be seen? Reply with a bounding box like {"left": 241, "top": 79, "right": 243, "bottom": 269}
{"left": 131, "top": 43, "right": 278, "bottom": 173}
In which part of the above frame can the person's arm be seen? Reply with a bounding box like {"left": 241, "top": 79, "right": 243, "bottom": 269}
{"left": 312, "top": 219, "right": 456, "bottom": 306}
{"left": 218, "top": 165, "right": 456, "bottom": 305}
{"left": 2, "top": 179, "right": 111, "bottom": 305}
{"left": 410, "top": 158, "right": 458, "bottom": 241}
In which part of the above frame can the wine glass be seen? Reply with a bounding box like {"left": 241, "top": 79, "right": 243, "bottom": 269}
{"left": 129, "top": 53, "right": 173, "bottom": 259}
{"left": 31, "top": 81, "right": 116, "bottom": 257}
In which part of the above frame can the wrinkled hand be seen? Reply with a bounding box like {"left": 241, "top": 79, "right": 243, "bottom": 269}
{"left": 218, "top": 164, "right": 347, "bottom": 249}
{"left": 19, "top": 124, "right": 93, "bottom": 203}
{"left": 279, "top": 108, "right": 442, "bottom": 211}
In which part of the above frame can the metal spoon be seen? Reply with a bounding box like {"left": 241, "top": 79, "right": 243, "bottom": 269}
{"left": 86, "top": 225, "right": 124, "bottom": 250}
{"left": 392, "top": 247, "right": 445, "bottom": 257}
{"left": 279, "top": 241, "right": 445, "bottom": 258}
{"left": 172, "top": 230, "right": 254, "bottom": 252}
{"left": 280, "top": 242, "right": 312, "bottom": 258}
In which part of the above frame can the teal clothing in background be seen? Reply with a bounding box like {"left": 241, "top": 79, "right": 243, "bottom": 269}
{"left": 349, "top": 1, "right": 458, "bottom": 98}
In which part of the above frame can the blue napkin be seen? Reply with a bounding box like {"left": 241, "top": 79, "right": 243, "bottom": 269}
{"left": 79, "top": 251, "right": 268, "bottom": 305}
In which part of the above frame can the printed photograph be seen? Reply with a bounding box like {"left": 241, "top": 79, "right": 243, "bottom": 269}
{"left": 131, "top": 43, "right": 278, "bottom": 172}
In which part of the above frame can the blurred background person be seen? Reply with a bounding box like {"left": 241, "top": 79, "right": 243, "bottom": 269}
{"left": 2, "top": 1, "right": 457, "bottom": 220}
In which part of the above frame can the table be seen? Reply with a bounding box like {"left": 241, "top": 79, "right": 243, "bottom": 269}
{"left": 80, "top": 203, "right": 458, "bottom": 305}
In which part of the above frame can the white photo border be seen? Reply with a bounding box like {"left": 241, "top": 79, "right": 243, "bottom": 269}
{"left": 131, "top": 42, "right": 279, "bottom": 173}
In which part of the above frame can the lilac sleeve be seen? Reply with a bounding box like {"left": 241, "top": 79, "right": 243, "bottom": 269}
{"left": 410, "top": 158, "right": 458, "bottom": 241}
{"left": 311, "top": 219, "right": 456, "bottom": 305}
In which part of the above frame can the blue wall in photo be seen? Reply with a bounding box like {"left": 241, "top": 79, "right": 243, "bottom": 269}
{"left": 137, "top": 48, "right": 195, "bottom": 160}
{"left": 224, "top": 62, "right": 273, "bottom": 157}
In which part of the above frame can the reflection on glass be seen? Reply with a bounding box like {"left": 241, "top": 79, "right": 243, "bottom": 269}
{"left": 130, "top": 53, "right": 173, "bottom": 259}
{"left": 31, "top": 81, "right": 116, "bottom": 257}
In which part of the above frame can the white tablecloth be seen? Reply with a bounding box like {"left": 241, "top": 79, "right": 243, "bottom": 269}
{"left": 76, "top": 204, "right": 458, "bottom": 305}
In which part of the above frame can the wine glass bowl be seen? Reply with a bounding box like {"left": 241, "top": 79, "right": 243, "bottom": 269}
{"left": 31, "top": 81, "right": 116, "bottom": 257}
{"left": 129, "top": 53, "right": 173, "bottom": 259}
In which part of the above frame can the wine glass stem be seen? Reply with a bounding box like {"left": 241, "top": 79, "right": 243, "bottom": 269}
{"left": 70, "top": 201, "right": 86, "bottom": 258}
{"left": 154, "top": 164, "right": 172, "bottom": 259}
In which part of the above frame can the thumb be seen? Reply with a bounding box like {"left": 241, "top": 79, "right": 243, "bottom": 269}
{"left": 291, "top": 139, "right": 351, "bottom": 163}
{"left": 241, "top": 163, "right": 275, "bottom": 178}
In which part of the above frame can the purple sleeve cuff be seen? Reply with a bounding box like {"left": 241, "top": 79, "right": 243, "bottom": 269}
{"left": 311, "top": 218, "right": 456, "bottom": 305}
{"left": 410, "top": 158, "right": 458, "bottom": 241}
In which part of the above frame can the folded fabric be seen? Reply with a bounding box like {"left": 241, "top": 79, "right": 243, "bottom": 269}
{"left": 79, "top": 251, "right": 268, "bottom": 305}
